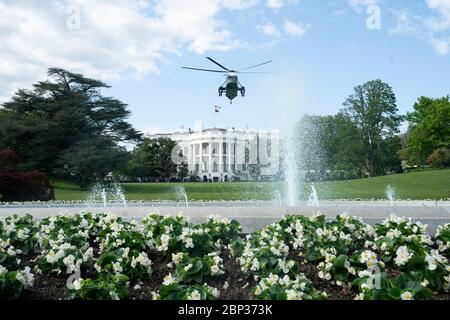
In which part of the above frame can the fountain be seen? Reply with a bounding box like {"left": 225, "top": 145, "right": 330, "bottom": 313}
{"left": 307, "top": 184, "right": 319, "bottom": 207}
{"left": 284, "top": 134, "right": 300, "bottom": 206}
{"left": 87, "top": 183, "right": 127, "bottom": 208}
{"left": 277, "top": 71, "right": 306, "bottom": 207}
{"left": 273, "top": 190, "right": 283, "bottom": 207}
{"left": 385, "top": 184, "right": 396, "bottom": 207}
{"left": 100, "top": 188, "right": 107, "bottom": 208}
{"left": 113, "top": 184, "right": 127, "bottom": 208}
{"left": 174, "top": 186, "right": 189, "bottom": 208}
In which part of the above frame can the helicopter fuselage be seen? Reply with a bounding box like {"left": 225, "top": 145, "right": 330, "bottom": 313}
{"left": 219, "top": 74, "right": 245, "bottom": 103}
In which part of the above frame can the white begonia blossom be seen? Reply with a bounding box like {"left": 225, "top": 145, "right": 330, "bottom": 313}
{"left": 110, "top": 291, "right": 120, "bottom": 300}
{"left": 171, "top": 252, "right": 184, "bottom": 265}
{"left": 0, "top": 265, "right": 7, "bottom": 275}
{"left": 188, "top": 289, "right": 201, "bottom": 300}
{"left": 163, "top": 273, "right": 176, "bottom": 285}
{"left": 112, "top": 262, "right": 123, "bottom": 274}
{"left": 15, "top": 267, "right": 34, "bottom": 287}
{"left": 184, "top": 237, "right": 194, "bottom": 248}
{"left": 400, "top": 291, "right": 414, "bottom": 300}
{"left": 211, "top": 287, "right": 220, "bottom": 298}
{"left": 394, "top": 246, "right": 413, "bottom": 266}
{"left": 316, "top": 228, "right": 324, "bottom": 237}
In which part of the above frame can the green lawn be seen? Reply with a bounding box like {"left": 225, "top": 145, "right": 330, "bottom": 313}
{"left": 53, "top": 169, "right": 450, "bottom": 201}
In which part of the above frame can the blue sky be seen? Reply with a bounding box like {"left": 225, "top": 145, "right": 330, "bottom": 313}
{"left": 1, "top": 0, "right": 450, "bottom": 133}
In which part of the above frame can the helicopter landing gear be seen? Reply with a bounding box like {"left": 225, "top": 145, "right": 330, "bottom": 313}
{"left": 218, "top": 87, "right": 225, "bottom": 97}
{"left": 240, "top": 87, "right": 245, "bottom": 97}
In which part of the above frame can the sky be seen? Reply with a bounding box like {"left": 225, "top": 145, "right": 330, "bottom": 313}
{"left": 1, "top": 0, "right": 450, "bottom": 134}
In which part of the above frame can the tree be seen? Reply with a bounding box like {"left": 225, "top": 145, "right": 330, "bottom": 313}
{"left": 56, "top": 136, "right": 130, "bottom": 187}
{"left": 427, "top": 148, "right": 450, "bottom": 168}
{"left": 127, "top": 138, "right": 178, "bottom": 179}
{"left": 178, "top": 162, "right": 189, "bottom": 180}
{"left": 400, "top": 96, "right": 450, "bottom": 166}
{"left": 0, "top": 68, "right": 141, "bottom": 175}
{"left": 341, "top": 80, "right": 402, "bottom": 176}
{"left": 331, "top": 113, "right": 367, "bottom": 174}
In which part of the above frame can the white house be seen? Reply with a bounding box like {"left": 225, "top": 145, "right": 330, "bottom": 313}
{"left": 146, "top": 126, "right": 277, "bottom": 182}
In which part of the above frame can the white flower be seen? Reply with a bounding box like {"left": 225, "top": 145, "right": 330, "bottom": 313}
{"left": 210, "top": 287, "right": 220, "bottom": 298}
{"left": 0, "top": 265, "right": 7, "bottom": 276}
{"left": 184, "top": 238, "right": 194, "bottom": 248}
{"left": 210, "top": 265, "right": 221, "bottom": 275}
{"left": 17, "top": 267, "right": 34, "bottom": 287}
{"left": 421, "top": 279, "right": 429, "bottom": 287}
{"left": 163, "top": 273, "right": 176, "bottom": 285}
{"left": 354, "top": 293, "right": 365, "bottom": 300}
{"left": 187, "top": 290, "right": 201, "bottom": 300}
{"left": 254, "top": 286, "right": 262, "bottom": 295}
{"left": 286, "top": 289, "right": 301, "bottom": 300}
{"left": 316, "top": 228, "right": 324, "bottom": 237}
{"left": 122, "top": 247, "right": 130, "bottom": 259}
{"left": 394, "top": 246, "right": 413, "bottom": 267}
{"left": 83, "top": 247, "right": 94, "bottom": 261}
{"left": 267, "top": 273, "right": 279, "bottom": 285}
{"left": 171, "top": 252, "right": 184, "bottom": 264}
{"left": 400, "top": 291, "right": 414, "bottom": 300}
{"left": 63, "top": 255, "right": 77, "bottom": 274}
{"left": 110, "top": 290, "right": 120, "bottom": 300}
{"left": 112, "top": 262, "right": 123, "bottom": 274}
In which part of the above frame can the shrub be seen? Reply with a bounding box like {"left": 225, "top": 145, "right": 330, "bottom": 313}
{"left": 0, "top": 170, "right": 54, "bottom": 202}
{"left": 427, "top": 148, "right": 450, "bottom": 168}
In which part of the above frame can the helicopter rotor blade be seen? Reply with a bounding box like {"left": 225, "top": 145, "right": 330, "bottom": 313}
{"left": 182, "top": 67, "right": 227, "bottom": 73}
{"left": 238, "top": 60, "right": 274, "bottom": 72}
{"left": 206, "top": 57, "right": 232, "bottom": 71}
{"left": 237, "top": 71, "right": 274, "bottom": 74}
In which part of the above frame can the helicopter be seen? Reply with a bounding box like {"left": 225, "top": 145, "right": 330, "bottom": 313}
{"left": 182, "top": 57, "right": 273, "bottom": 104}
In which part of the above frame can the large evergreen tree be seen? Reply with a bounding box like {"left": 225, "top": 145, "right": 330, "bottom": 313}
{"left": 0, "top": 68, "right": 141, "bottom": 184}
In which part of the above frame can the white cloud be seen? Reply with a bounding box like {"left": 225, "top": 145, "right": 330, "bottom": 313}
{"left": 266, "top": 0, "right": 284, "bottom": 9}
{"left": 283, "top": 19, "right": 306, "bottom": 37}
{"left": 0, "top": 0, "right": 253, "bottom": 102}
{"left": 348, "top": 0, "right": 378, "bottom": 13}
{"left": 257, "top": 22, "right": 282, "bottom": 37}
{"left": 266, "top": 0, "right": 299, "bottom": 9}
{"left": 348, "top": 0, "right": 378, "bottom": 6}
{"left": 222, "top": 0, "right": 259, "bottom": 10}
{"left": 430, "top": 37, "right": 450, "bottom": 55}
{"left": 388, "top": 2, "right": 450, "bottom": 56}
{"left": 425, "top": 0, "right": 450, "bottom": 31}
{"left": 391, "top": 10, "right": 419, "bottom": 35}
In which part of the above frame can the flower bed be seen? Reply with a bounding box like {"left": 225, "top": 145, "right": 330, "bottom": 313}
{"left": 0, "top": 212, "right": 449, "bottom": 300}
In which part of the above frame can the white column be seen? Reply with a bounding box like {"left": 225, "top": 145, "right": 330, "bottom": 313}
{"left": 218, "top": 140, "right": 223, "bottom": 174}
{"left": 227, "top": 143, "right": 231, "bottom": 173}
{"left": 191, "top": 144, "right": 194, "bottom": 172}
{"left": 209, "top": 142, "right": 213, "bottom": 173}
{"left": 199, "top": 143, "right": 203, "bottom": 173}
